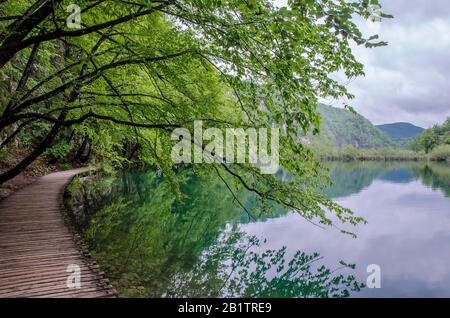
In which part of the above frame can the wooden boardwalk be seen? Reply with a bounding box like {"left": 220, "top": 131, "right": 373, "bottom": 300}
{"left": 0, "top": 168, "right": 117, "bottom": 298}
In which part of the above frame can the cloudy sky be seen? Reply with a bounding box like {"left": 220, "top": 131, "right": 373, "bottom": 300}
{"left": 275, "top": 0, "right": 450, "bottom": 128}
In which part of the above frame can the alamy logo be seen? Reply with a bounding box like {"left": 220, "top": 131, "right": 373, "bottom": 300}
{"left": 66, "top": 4, "right": 81, "bottom": 29}
{"left": 171, "top": 120, "right": 280, "bottom": 174}
{"left": 366, "top": 264, "right": 381, "bottom": 289}
{"left": 66, "top": 264, "right": 81, "bottom": 289}
{"left": 367, "top": 4, "right": 382, "bottom": 23}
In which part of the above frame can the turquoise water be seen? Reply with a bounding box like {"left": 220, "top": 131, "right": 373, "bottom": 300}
{"left": 67, "top": 161, "right": 450, "bottom": 297}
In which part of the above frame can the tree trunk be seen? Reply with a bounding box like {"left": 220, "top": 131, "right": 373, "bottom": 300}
{"left": 0, "top": 111, "right": 66, "bottom": 184}
{"left": 0, "top": 0, "right": 59, "bottom": 69}
{"left": 72, "top": 135, "right": 88, "bottom": 163}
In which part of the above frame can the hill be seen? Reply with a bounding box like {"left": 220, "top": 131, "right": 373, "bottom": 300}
{"left": 376, "top": 122, "right": 424, "bottom": 139}
{"left": 312, "top": 104, "right": 394, "bottom": 149}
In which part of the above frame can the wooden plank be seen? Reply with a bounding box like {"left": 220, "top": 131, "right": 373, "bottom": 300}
{"left": 0, "top": 168, "right": 117, "bottom": 298}
{"left": 0, "top": 262, "right": 96, "bottom": 276}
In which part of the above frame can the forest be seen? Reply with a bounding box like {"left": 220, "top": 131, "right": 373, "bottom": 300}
{"left": 2, "top": 0, "right": 450, "bottom": 301}
{"left": 309, "top": 105, "right": 450, "bottom": 162}
{"left": 411, "top": 119, "right": 450, "bottom": 159}
{"left": 0, "top": 0, "right": 393, "bottom": 229}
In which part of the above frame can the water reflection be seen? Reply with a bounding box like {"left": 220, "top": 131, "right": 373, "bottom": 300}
{"left": 65, "top": 161, "right": 450, "bottom": 297}
{"left": 65, "top": 169, "right": 364, "bottom": 298}
{"left": 323, "top": 161, "right": 450, "bottom": 199}
{"left": 166, "top": 230, "right": 363, "bottom": 298}
{"left": 243, "top": 161, "right": 450, "bottom": 297}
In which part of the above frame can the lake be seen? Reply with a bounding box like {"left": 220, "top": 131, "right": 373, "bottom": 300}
{"left": 66, "top": 161, "right": 450, "bottom": 298}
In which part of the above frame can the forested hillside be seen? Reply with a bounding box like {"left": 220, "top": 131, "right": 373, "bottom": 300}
{"left": 311, "top": 104, "right": 394, "bottom": 149}
{"left": 376, "top": 122, "right": 424, "bottom": 139}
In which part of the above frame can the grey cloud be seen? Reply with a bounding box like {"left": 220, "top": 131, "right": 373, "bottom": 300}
{"left": 382, "top": 0, "right": 450, "bottom": 24}
{"left": 275, "top": 0, "right": 450, "bottom": 127}
{"left": 344, "top": 0, "right": 450, "bottom": 127}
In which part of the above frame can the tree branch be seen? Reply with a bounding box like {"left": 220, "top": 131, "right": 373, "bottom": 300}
{"left": 0, "top": 0, "right": 63, "bottom": 67}
{"left": 0, "top": 2, "right": 172, "bottom": 66}
{"left": 10, "top": 110, "right": 181, "bottom": 129}
{"left": 6, "top": 50, "right": 193, "bottom": 120}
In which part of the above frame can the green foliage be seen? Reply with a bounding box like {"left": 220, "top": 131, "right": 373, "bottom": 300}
{"left": 44, "top": 141, "right": 73, "bottom": 161}
{"left": 429, "top": 144, "right": 450, "bottom": 162}
{"left": 313, "top": 145, "right": 425, "bottom": 161}
{"left": 0, "top": 0, "right": 392, "bottom": 228}
{"left": 422, "top": 130, "right": 440, "bottom": 154}
{"left": 411, "top": 118, "right": 450, "bottom": 153}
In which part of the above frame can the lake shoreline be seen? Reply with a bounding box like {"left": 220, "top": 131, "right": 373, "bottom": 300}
{"left": 317, "top": 152, "right": 450, "bottom": 163}
{"left": 61, "top": 162, "right": 450, "bottom": 297}
{"left": 313, "top": 145, "right": 450, "bottom": 162}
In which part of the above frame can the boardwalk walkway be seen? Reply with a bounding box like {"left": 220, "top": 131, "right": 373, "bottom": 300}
{"left": 0, "top": 168, "right": 117, "bottom": 298}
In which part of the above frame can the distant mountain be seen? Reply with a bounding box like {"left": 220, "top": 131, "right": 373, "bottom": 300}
{"left": 312, "top": 104, "right": 394, "bottom": 149}
{"left": 376, "top": 122, "right": 424, "bottom": 139}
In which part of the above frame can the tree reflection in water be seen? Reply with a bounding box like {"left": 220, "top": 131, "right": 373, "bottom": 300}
{"left": 65, "top": 168, "right": 364, "bottom": 297}
{"left": 167, "top": 229, "right": 364, "bottom": 298}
